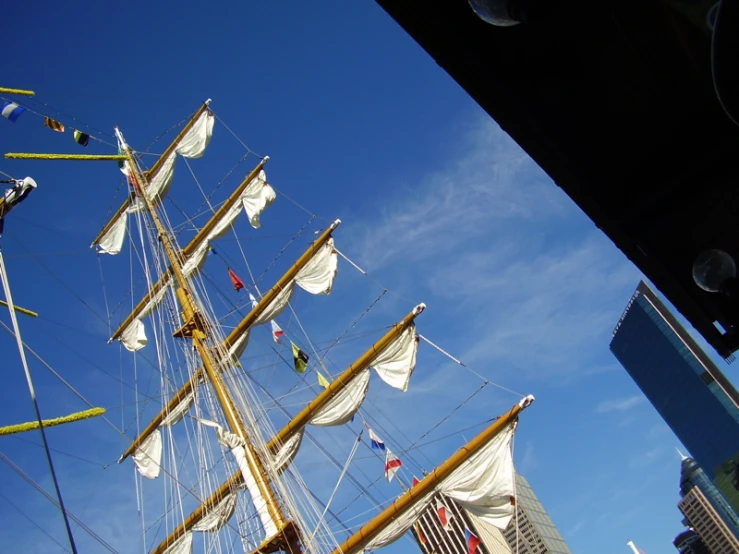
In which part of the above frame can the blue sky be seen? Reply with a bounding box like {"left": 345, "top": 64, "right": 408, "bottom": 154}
{"left": 1, "top": 2, "right": 733, "bottom": 554}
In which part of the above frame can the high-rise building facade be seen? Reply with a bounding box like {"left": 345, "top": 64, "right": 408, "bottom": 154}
{"left": 502, "top": 475, "right": 571, "bottom": 554}
{"left": 676, "top": 455, "right": 739, "bottom": 554}
{"left": 412, "top": 474, "right": 571, "bottom": 554}
{"left": 610, "top": 281, "right": 739, "bottom": 512}
{"left": 673, "top": 529, "right": 710, "bottom": 554}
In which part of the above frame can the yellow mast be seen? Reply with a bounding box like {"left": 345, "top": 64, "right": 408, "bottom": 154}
{"left": 112, "top": 127, "right": 300, "bottom": 553}
{"left": 330, "top": 395, "right": 534, "bottom": 554}
{"left": 148, "top": 303, "right": 425, "bottom": 554}
{"left": 106, "top": 156, "right": 269, "bottom": 345}
{"left": 117, "top": 219, "right": 341, "bottom": 463}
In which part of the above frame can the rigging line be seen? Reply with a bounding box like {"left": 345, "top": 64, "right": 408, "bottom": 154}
{"left": 216, "top": 215, "right": 316, "bottom": 321}
{"left": 9, "top": 435, "right": 103, "bottom": 467}
{"left": 0, "top": 249, "right": 79, "bottom": 554}
{"left": 241, "top": 369, "right": 387, "bottom": 510}
{"left": 0, "top": 320, "right": 124, "bottom": 435}
{"left": 7, "top": 234, "right": 109, "bottom": 326}
{"left": 0, "top": 490, "right": 72, "bottom": 553}
{"left": 4, "top": 249, "right": 90, "bottom": 258}
{"left": 418, "top": 334, "right": 526, "bottom": 398}
{"left": 318, "top": 289, "right": 387, "bottom": 368}
{"left": 9, "top": 95, "right": 117, "bottom": 148}
{"left": 306, "top": 430, "right": 364, "bottom": 548}
{"left": 98, "top": 255, "right": 112, "bottom": 337}
{"left": 399, "top": 383, "right": 489, "bottom": 460}
{"left": 332, "top": 247, "right": 417, "bottom": 306}
{"left": 142, "top": 115, "right": 189, "bottom": 155}
{"left": 188, "top": 151, "right": 251, "bottom": 222}
{"left": 0, "top": 168, "right": 16, "bottom": 180}
{"left": 0, "top": 452, "right": 118, "bottom": 553}
{"left": 269, "top": 184, "right": 325, "bottom": 221}
{"left": 212, "top": 112, "right": 265, "bottom": 159}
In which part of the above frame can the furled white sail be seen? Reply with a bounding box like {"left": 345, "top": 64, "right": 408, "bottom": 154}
{"left": 120, "top": 285, "right": 170, "bottom": 352}
{"left": 309, "top": 368, "right": 371, "bottom": 427}
{"left": 294, "top": 238, "right": 338, "bottom": 295}
{"left": 97, "top": 212, "right": 128, "bottom": 255}
{"left": 199, "top": 419, "right": 279, "bottom": 539}
{"left": 191, "top": 491, "right": 237, "bottom": 532}
{"left": 361, "top": 419, "right": 519, "bottom": 552}
{"left": 161, "top": 389, "right": 196, "bottom": 428}
{"left": 131, "top": 152, "right": 176, "bottom": 212}
{"left": 273, "top": 427, "right": 304, "bottom": 474}
{"left": 361, "top": 490, "right": 437, "bottom": 552}
{"left": 240, "top": 169, "right": 276, "bottom": 229}
{"left": 175, "top": 111, "right": 214, "bottom": 159}
{"left": 253, "top": 284, "right": 296, "bottom": 327}
{"left": 97, "top": 109, "right": 214, "bottom": 256}
{"left": 370, "top": 323, "right": 418, "bottom": 392}
{"left": 161, "top": 532, "right": 193, "bottom": 554}
{"left": 439, "top": 420, "right": 517, "bottom": 529}
{"left": 114, "top": 170, "right": 280, "bottom": 351}
{"left": 132, "top": 429, "right": 162, "bottom": 479}
{"left": 130, "top": 388, "right": 197, "bottom": 479}
{"left": 271, "top": 319, "right": 420, "bottom": 472}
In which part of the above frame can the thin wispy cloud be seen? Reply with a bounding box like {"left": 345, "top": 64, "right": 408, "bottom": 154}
{"left": 596, "top": 394, "right": 646, "bottom": 413}
{"left": 348, "top": 116, "right": 640, "bottom": 384}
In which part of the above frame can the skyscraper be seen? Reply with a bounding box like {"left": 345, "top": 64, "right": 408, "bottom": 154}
{"left": 412, "top": 474, "right": 571, "bottom": 554}
{"left": 610, "top": 281, "right": 739, "bottom": 511}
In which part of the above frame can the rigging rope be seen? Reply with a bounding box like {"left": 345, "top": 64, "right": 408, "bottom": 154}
{"left": 0, "top": 249, "right": 79, "bottom": 554}
{"left": 306, "top": 430, "right": 364, "bottom": 548}
{"left": 0, "top": 490, "right": 71, "bottom": 553}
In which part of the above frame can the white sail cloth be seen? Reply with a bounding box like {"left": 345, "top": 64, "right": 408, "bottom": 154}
{"left": 131, "top": 388, "right": 196, "bottom": 479}
{"left": 117, "top": 170, "right": 279, "bottom": 352}
{"left": 159, "top": 488, "right": 236, "bottom": 554}
{"left": 199, "top": 419, "right": 279, "bottom": 540}
{"left": 271, "top": 320, "right": 419, "bottom": 475}
{"left": 97, "top": 109, "right": 214, "bottom": 255}
{"left": 206, "top": 237, "right": 338, "bottom": 366}
{"left": 360, "top": 420, "right": 519, "bottom": 552}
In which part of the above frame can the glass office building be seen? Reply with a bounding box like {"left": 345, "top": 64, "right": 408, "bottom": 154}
{"left": 610, "top": 281, "right": 739, "bottom": 512}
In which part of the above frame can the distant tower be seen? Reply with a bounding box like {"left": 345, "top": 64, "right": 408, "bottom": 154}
{"left": 412, "top": 473, "right": 572, "bottom": 554}
{"left": 502, "top": 474, "right": 571, "bottom": 554}
{"left": 610, "top": 281, "right": 739, "bottom": 513}
{"left": 678, "top": 455, "right": 739, "bottom": 553}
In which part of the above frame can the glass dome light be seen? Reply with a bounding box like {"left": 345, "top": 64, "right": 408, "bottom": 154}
{"left": 468, "top": 0, "right": 521, "bottom": 27}
{"left": 692, "top": 249, "right": 737, "bottom": 293}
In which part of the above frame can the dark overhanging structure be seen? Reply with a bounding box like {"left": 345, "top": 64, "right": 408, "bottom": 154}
{"left": 375, "top": 0, "right": 739, "bottom": 360}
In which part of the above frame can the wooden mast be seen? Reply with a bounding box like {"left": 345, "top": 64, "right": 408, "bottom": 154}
{"left": 117, "top": 219, "right": 341, "bottom": 463}
{"left": 107, "top": 156, "right": 269, "bottom": 344}
{"left": 89, "top": 100, "right": 211, "bottom": 250}
{"left": 329, "top": 395, "right": 534, "bottom": 554}
{"left": 148, "top": 303, "right": 425, "bottom": 554}
{"left": 114, "top": 127, "right": 301, "bottom": 554}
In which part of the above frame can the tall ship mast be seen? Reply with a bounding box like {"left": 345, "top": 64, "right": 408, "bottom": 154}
{"left": 1, "top": 93, "right": 535, "bottom": 554}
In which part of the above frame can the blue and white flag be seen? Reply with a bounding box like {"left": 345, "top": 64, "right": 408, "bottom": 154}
{"left": 367, "top": 426, "right": 385, "bottom": 451}
{"left": 1, "top": 102, "right": 26, "bottom": 123}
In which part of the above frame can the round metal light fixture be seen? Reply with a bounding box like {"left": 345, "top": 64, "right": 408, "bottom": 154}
{"left": 693, "top": 249, "right": 737, "bottom": 293}
{"left": 468, "top": 0, "right": 521, "bottom": 27}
